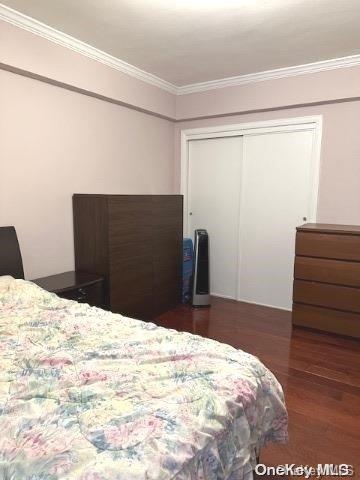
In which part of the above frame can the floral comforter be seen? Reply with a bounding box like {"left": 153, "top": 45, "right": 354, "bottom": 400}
{"left": 0, "top": 276, "right": 287, "bottom": 480}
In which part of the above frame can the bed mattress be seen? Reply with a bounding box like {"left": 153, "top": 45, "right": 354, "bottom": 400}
{"left": 0, "top": 276, "right": 287, "bottom": 479}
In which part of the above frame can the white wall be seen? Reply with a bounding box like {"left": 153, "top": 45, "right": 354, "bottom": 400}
{"left": 0, "top": 70, "right": 174, "bottom": 279}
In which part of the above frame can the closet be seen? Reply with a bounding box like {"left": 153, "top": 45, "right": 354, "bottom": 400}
{"left": 73, "top": 194, "right": 183, "bottom": 320}
{"left": 187, "top": 122, "right": 319, "bottom": 310}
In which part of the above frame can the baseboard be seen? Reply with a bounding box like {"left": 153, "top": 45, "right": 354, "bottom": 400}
{"left": 211, "top": 292, "right": 236, "bottom": 300}
{"left": 211, "top": 294, "right": 292, "bottom": 312}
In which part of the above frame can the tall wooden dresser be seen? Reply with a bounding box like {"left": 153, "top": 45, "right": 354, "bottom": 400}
{"left": 73, "top": 194, "right": 183, "bottom": 320}
{"left": 293, "top": 223, "right": 360, "bottom": 338}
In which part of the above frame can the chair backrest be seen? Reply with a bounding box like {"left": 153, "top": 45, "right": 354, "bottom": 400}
{"left": 0, "top": 226, "right": 24, "bottom": 279}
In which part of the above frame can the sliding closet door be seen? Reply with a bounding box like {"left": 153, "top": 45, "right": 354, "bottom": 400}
{"left": 188, "top": 137, "right": 243, "bottom": 299}
{"left": 238, "top": 129, "right": 315, "bottom": 310}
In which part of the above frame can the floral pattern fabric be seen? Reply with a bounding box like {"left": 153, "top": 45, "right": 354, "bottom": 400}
{"left": 0, "top": 276, "right": 288, "bottom": 479}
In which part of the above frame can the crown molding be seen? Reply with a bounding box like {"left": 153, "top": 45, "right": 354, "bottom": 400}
{"left": 0, "top": 3, "right": 177, "bottom": 94}
{"left": 177, "top": 54, "right": 360, "bottom": 95}
{"left": 1, "top": 3, "right": 359, "bottom": 97}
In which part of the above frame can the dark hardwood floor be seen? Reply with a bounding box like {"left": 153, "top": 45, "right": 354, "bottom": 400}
{"left": 156, "top": 297, "right": 360, "bottom": 477}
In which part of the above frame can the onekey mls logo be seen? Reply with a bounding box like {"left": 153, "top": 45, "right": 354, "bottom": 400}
{"left": 255, "top": 464, "right": 354, "bottom": 478}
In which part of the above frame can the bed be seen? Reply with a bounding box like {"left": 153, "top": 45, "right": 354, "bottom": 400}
{"left": 0, "top": 229, "right": 288, "bottom": 480}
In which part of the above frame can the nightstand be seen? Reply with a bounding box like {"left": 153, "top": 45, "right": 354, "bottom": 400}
{"left": 33, "top": 271, "right": 104, "bottom": 308}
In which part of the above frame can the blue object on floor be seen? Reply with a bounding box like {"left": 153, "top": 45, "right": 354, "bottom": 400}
{"left": 182, "top": 238, "right": 193, "bottom": 304}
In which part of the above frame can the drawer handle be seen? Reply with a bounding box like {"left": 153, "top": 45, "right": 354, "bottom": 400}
{"left": 76, "top": 288, "right": 87, "bottom": 302}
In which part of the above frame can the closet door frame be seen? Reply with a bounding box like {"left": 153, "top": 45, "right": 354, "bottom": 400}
{"left": 181, "top": 116, "right": 322, "bottom": 306}
{"left": 181, "top": 115, "right": 322, "bottom": 238}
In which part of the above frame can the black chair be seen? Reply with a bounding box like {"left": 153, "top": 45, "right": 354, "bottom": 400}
{"left": 0, "top": 226, "right": 24, "bottom": 279}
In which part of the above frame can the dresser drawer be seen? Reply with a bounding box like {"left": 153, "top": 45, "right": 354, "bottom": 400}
{"left": 292, "top": 303, "right": 360, "bottom": 338}
{"left": 296, "top": 232, "right": 360, "bottom": 261}
{"left": 294, "top": 256, "right": 360, "bottom": 287}
{"left": 293, "top": 279, "right": 360, "bottom": 313}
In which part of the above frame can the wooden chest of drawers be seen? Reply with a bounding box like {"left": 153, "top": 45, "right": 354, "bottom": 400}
{"left": 73, "top": 194, "right": 183, "bottom": 321}
{"left": 292, "top": 223, "right": 360, "bottom": 338}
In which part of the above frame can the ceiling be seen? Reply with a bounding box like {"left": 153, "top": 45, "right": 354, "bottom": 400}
{"left": 2, "top": 0, "right": 360, "bottom": 86}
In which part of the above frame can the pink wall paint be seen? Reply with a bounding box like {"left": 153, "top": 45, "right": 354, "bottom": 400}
{"left": 0, "top": 20, "right": 176, "bottom": 119}
{"left": 174, "top": 58, "right": 360, "bottom": 227}
{"left": 2, "top": 18, "right": 360, "bottom": 280}
{"left": 0, "top": 69, "right": 174, "bottom": 279}
{"left": 4, "top": 17, "right": 360, "bottom": 123}
{"left": 175, "top": 100, "right": 360, "bottom": 225}
{"left": 176, "top": 66, "right": 360, "bottom": 120}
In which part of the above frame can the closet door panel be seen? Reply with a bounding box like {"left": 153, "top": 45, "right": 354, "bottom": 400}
{"left": 188, "top": 137, "right": 243, "bottom": 299}
{"left": 238, "top": 130, "right": 314, "bottom": 309}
